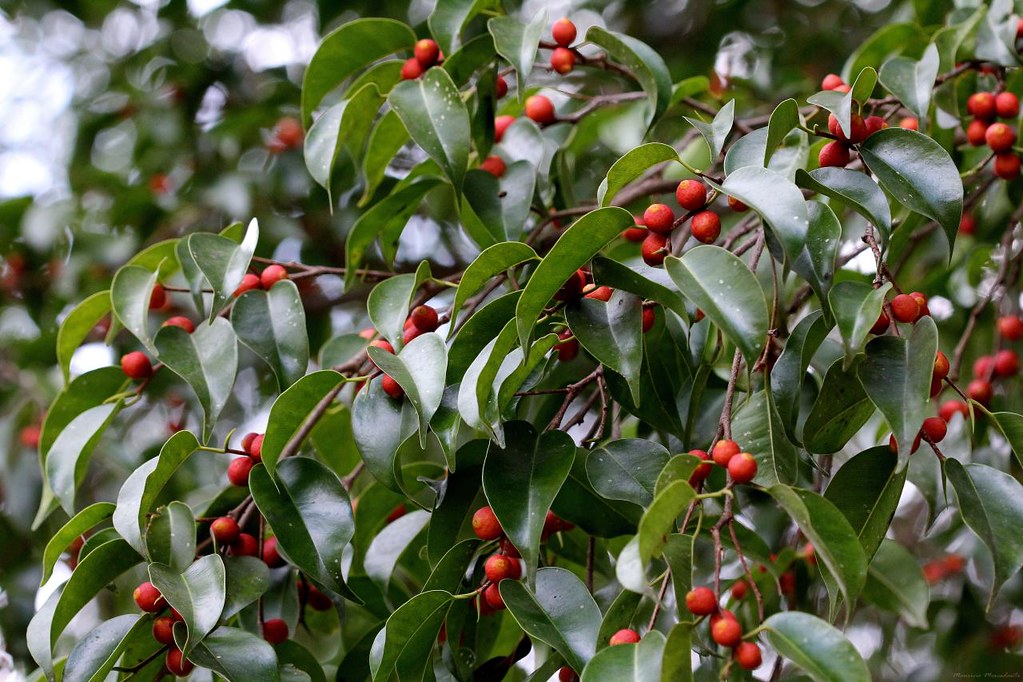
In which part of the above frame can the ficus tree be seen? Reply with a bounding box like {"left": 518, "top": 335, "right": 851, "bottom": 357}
{"left": 9, "top": 1, "right": 1023, "bottom": 681}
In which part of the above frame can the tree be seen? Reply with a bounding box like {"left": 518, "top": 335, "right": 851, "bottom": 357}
{"left": 7, "top": 1, "right": 1023, "bottom": 680}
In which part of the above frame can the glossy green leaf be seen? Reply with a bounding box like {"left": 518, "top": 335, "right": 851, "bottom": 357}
{"left": 946, "top": 459, "right": 1023, "bottom": 609}
{"left": 301, "top": 18, "right": 415, "bottom": 121}
{"left": 879, "top": 43, "right": 939, "bottom": 119}
{"left": 155, "top": 318, "right": 238, "bottom": 443}
{"left": 858, "top": 316, "right": 937, "bottom": 472}
{"left": 188, "top": 218, "right": 258, "bottom": 322}
{"left": 304, "top": 102, "right": 345, "bottom": 194}
{"left": 794, "top": 201, "right": 840, "bottom": 317}
{"left": 808, "top": 67, "right": 875, "bottom": 138}
{"left": 771, "top": 311, "right": 829, "bottom": 441}
{"left": 232, "top": 279, "right": 309, "bottom": 390}
{"left": 553, "top": 451, "right": 642, "bottom": 539}
{"left": 804, "top": 359, "right": 874, "bottom": 454}
{"left": 46, "top": 401, "right": 122, "bottom": 514}
{"left": 41, "top": 502, "right": 115, "bottom": 586}
{"left": 369, "top": 590, "right": 451, "bottom": 682}
{"left": 597, "top": 143, "right": 679, "bottom": 207}
{"left": 260, "top": 370, "right": 344, "bottom": 475}
{"left": 987, "top": 410, "right": 1023, "bottom": 469}
{"left": 423, "top": 539, "right": 481, "bottom": 593}
{"left": 566, "top": 291, "right": 644, "bottom": 403}
{"left": 637, "top": 481, "right": 696, "bottom": 567}
{"left": 63, "top": 614, "right": 147, "bottom": 682}
{"left": 363, "top": 509, "right": 430, "bottom": 592}
{"left": 862, "top": 540, "right": 929, "bottom": 628}
{"left": 448, "top": 291, "right": 519, "bottom": 381}
{"left": 488, "top": 13, "right": 546, "bottom": 100}
{"left": 796, "top": 167, "right": 892, "bottom": 241}
{"left": 249, "top": 457, "right": 356, "bottom": 599}
{"left": 590, "top": 257, "right": 690, "bottom": 321}
{"left": 765, "top": 98, "right": 801, "bottom": 166}
{"left": 724, "top": 126, "right": 809, "bottom": 180}
{"left": 368, "top": 332, "right": 448, "bottom": 446}
{"left": 366, "top": 261, "right": 433, "bottom": 348}
{"left": 429, "top": 0, "right": 494, "bottom": 54}
{"left": 187, "top": 626, "right": 280, "bottom": 682}
{"left": 683, "top": 99, "right": 734, "bottom": 159}
{"left": 146, "top": 501, "right": 196, "bottom": 573}
{"left": 40, "top": 367, "right": 126, "bottom": 462}
{"left": 824, "top": 446, "right": 907, "bottom": 562}
{"left": 596, "top": 590, "right": 643, "bottom": 647}
{"left": 148, "top": 554, "right": 226, "bottom": 656}
{"left": 975, "top": 0, "right": 1019, "bottom": 67}
{"left": 222, "top": 556, "right": 271, "bottom": 619}
{"left": 843, "top": 24, "right": 927, "bottom": 83}
{"left": 57, "top": 291, "right": 111, "bottom": 383}
{"left": 859, "top": 128, "right": 963, "bottom": 260}
{"left": 715, "top": 165, "right": 809, "bottom": 265}
{"left": 660, "top": 622, "right": 694, "bottom": 682}
{"left": 464, "top": 161, "right": 536, "bottom": 243}
{"left": 581, "top": 630, "right": 665, "bottom": 682}
{"left": 587, "top": 27, "right": 671, "bottom": 129}
{"left": 276, "top": 640, "right": 326, "bottom": 682}
{"left": 767, "top": 486, "right": 868, "bottom": 616}
{"left": 450, "top": 242, "right": 536, "bottom": 330}
{"left": 516, "top": 207, "right": 634, "bottom": 349}
{"left": 388, "top": 67, "right": 470, "bottom": 191}
{"left": 830, "top": 280, "right": 891, "bottom": 365}
{"left": 501, "top": 567, "right": 601, "bottom": 672}
{"left": 760, "top": 611, "right": 870, "bottom": 682}
{"left": 113, "top": 430, "right": 199, "bottom": 557}
{"left": 666, "top": 245, "right": 769, "bottom": 366}
{"left": 110, "top": 265, "right": 159, "bottom": 353}
{"left": 483, "top": 421, "right": 575, "bottom": 580}
{"left": 586, "top": 439, "right": 670, "bottom": 508}
{"left": 352, "top": 379, "right": 419, "bottom": 492}
{"left": 360, "top": 111, "right": 411, "bottom": 205}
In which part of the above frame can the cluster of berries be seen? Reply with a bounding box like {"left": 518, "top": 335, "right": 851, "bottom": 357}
{"left": 685, "top": 586, "right": 762, "bottom": 670}
{"left": 965, "top": 90, "right": 1021, "bottom": 180}
{"left": 401, "top": 38, "right": 443, "bottom": 81}
{"left": 688, "top": 438, "right": 758, "bottom": 487}
{"left": 363, "top": 305, "right": 440, "bottom": 400}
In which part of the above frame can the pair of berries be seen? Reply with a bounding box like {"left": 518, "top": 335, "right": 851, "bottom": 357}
{"left": 685, "top": 586, "right": 762, "bottom": 669}
{"left": 401, "top": 38, "right": 442, "bottom": 80}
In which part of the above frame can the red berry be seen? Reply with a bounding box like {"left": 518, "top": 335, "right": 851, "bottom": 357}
{"left": 959, "top": 213, "right": 976, "bottom": 235}
{"left": 675, "top": 179, "right": 707, "bottom": 211}
{"left": 711, "top": 439, "right": 740, "bottom": 467}
{"left": 554, "top": 269, "right": 587, "bottom": 301}
{"left": 727, "top": 452, "right": 758, "bottom": 484}
{"left": 999, "top": 316, "right": 1023, "bottom": 340}
{"left": 558, "top": 667, "right": 579, "bottom": 682}
{"left": 687, "top": 449, "right": 713, "bottom": 486}
{"left": 301, "top": 582, "right": 332, "bottom": 611}
{"left": 642, "top": 307, "right": 656, "bottom": 333}
{"left": 968, "top": 92, "right": 997, "bottom": 120}
{"left": 685, "top": 586, "right": 718, "bottom": 615}
{"left": 234, "top": 273, "right": 262, "bottom": 297}
{"left": 472, "top": 506, "right": 502, "bottom": 540}
{"left": 263, "top": 536, "right": 286, "bottom": 568}
{"left": 525, "top": 95, "right": 556, "bottom": 126}
{"left": 727, "top": 196, "right": 749, "bottom": 212}
{"left": 495, "top": 75, "right": 508, "bottom": 99}
{"left": 967, "top": 118, "right": 989, "bottom": 146}
{"left": 260, "top": 264, "right": 289, "bottom": 290}
{"left": 997, "top": 92, "right": 1021, "bottom": 119}
{"left": 986, "top": 122, "right": 1017, "bottom": 153}
{"left": 643, "top": 203, "right": 675, "bottom": 235}
{"left": 994, "top": 152, "right": 1021, "bottom": 180}
{"left": 899, "top": 117, "right": 919, "bottom": 130}
{"left": 828, "top": 113, "right": 867, "bottom": 144}
{"left": 409, "top": 305, "right": 439, "bottom": 332}
{"left": 910, "top": 291, "right": 929, "bottom": 317}
{"left": 484, "top": 554, "right": 522, "bottom": 582}
{"left": 149, "top": 284, "right": 167, "bottom": 310}
{"left": 821, "top": 74, "right": 844, "bottom": 91}
{"left": 995, "top": 349, "right": 1020, "bottom": 377}
{"left": 262, "top": 618, "right": 289, "bottom": 645}
{"left": 730, "top": 580, "right": 748, "bottom": 600}
{"left": 735, "top": 642, "right": 762, "bottom": 670}
{"left": 210, "top": 517, "right": 239, "bottom": 545}
{"left": 834, "top": 84, "right": 851, "bottom": 93}
{"left": 641, "top": 232, "right": 668, "bottom": 266}
{"left": 382, "top": 374, "right": 404, "bottom": 399}
{"left": 414, "top": 39, "right": 440, "bottom": 67}
{"left": 152, "top": 616, "right": 176, "bottom": 646}
{"left": 890, "top": 294, "right": 921, "bottom": 323}
{"left": 939, "top": 399, "right": 969, "bottom": 422}
{"left": 230, "top": 533, "right": 259, "bottom": 557}
{"left": 121, "top": 351, "right": 153, "bottom": 381}
{"left": 163, "top": 316, "right": 195, "bottom": 334}
{"left": 494, "top": 115, "right": 515, "bottom": 142}
{"left": 968, "top": 379, "right": 993, "bottom": 405}
{"left": 818, "top": 140, "right": 850, "bottom": 167}
{"left": 134, "top": 582, "right": 166, "bottom": 612}
{"left": 227, "top": 456, "right": 255, "bottom": 486}
{"left": 711, "top": 617, "right": 743, "bottom": 647}
{"left": 550, "top": 47, "right": 575, "bottom": 75}
{"left": 272, "top": 117, "right": 304, "bottom": 151}
{"left": 690, "top": 210, "right": 721, "bottom": 244}
{"left": 933, "top": 351, "right": 950, "bottom": 381}
{"left": 709, "top": 609, "right": 738, "bottom": 630}
{"left": 609, "top": 628, "right": 641, "bottom": 646}
{"left": 19, "top": 425, "right": 40, "bottom": 449}
{"left": 166, "top": 649, "right": 194, "bottom": 676}
{"left": 974, "top": 355, "right": 996, "bottom": 379}
{"left": 483, "top": 582, "right": 505, "bottom": 609}
{"left": 555, "top": 329, "right": 579, "bottom": 362}
{"left": 480, "top": 155, "right": 506, "bottom": 177}
{"left": 920, "top": 416, "right": 947, "bottom": 444}
{"left": 248, "top": 433, "right": 264, "bottom": 461}
{"left": 552, "top": 18, "right": 577, "bottom": 47}
{"left": 584, "top": 285, "right": 613, "bottom": 301}
{"left": 864, "top": 115, "right": 887, "bottom": 137}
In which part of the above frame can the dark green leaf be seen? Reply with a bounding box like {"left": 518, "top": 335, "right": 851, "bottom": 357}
{"left": 429, "top": 0, "right": 495, "bottom": 55}
{"left": 714, "top": 166, "right": 809, "bottom": 266}
{"left": 46, "top": 402, "right": 122, "bottom": 514}
{"left": 771, "top": 311, "right": 829, "bottom": 442}
{"left": 148, "top": 555, "right": 226, "bottom": 656}
{"left": 111, "top": 265, "right": 160, "bottom": 353}
{"left": 759, "top": 611, "right": 870, "bottom": 682}
{"left": 63, "top": 614, "right": 146, "bottom": 682}
{"left": 862, "top": 540, "right": 929, "bottom": 628}
{"left": 597, "top": 143, "right": 679, "bottom": 207}
{"left": 590, "top": 257, "right": 690, "bottom": 322}
{"left": 581, "top": 630, "right": 665, "bottom": 682}
{"left": 57, "top": 291, "right": 111, "bottom": 383}
{"left": 353, "top": 380, "right": 419, "bottom": 492}
{"left": 586, "top": 439, "right": 670, "bottom": 508}
{"left": 824, "top": 446, "right": 907, "bottom": 562}
{"left": 260, "top": 370, "right": 344, "bottom": 475}
{"left": 804, "top": 359, "right": 874, "bottom": 454}
{"left": 222, "top": 556, "right": 271, "bottom": 619}
{"left": 366, "top": 261, "right": 433, "bottom": 348}
{"left": 586, "top": 27, "right": 672, "bottom": 130}
{"left": 145, "top": 501, "right": 196, "bottom": 573}
{"left": 986, "top": 410, "right": 1023, "bottom": 469}
{"left": 450, "top": 243, "right": 536, "bottom": 330}
{"left": 765, "top": 99, "right": 801, "bottom": 166}
{"left": 368, "top": 332, "right": 448, "bottom": 446}
{"left": 360, "top": 111, "right": 411, "bottom": 205}
{"left": 488, "top": 12, "right": 545, "bottom": 100}
{"left": 794, "top": 201, "right": 840, "bottom": 318}
{"left": 878, "top": 43, "right": 939, "bottom": 119}
{"left": 41, "top": 502, "right": 115, "bottom": 586}
{"left": 188, "top": 219, "right": 258, "bottom": 322}
{"left": 796, "top": 167, "right": 892, "bottom": 242}
{"left": 232, "top": 279, "right": 309, "bottom": 390}
{"left": 566, "top": 291, "right": 644, "bottom": 403}
{"left": 637, "top": 481, "right": 695, "bottom": 567}
{"left": 830, "top": 280, "right": 891, "bottom": 365}
{"left": 188, "top": 626, "right": 280, "bottom": 682}
{"left": 369, "top": 590, "right": 451, "bottom": 681}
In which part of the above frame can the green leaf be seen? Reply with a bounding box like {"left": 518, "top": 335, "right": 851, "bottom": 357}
{"left": 760, "top": 612, "right": 870, "bottom": 682}
{"left": 796, "top": 167, "right": 892, "bottom": 242}
{"left": 766, "top": 486, "right": 868, "bottom": 617}
{"left": 63, "top": 614, "right": 147, "bottom": 682}
{"left": 353, "top": 381, "right": 420, "bottom": 493}
{"left": 586, "top": 439, "right": 670, "bottom": 508}
{"left": 483, "top": 421, "right": 575, "bottom": 580}
{"left": 731, "top": 390, "right": 799, "bottom": 486}
{"left": 765, "top": 99, "right": 801, "bottom": 166}
{"left": 862, "top": 540, "right": 929, "bottom": 628}
{"left": 423, "top": 539, "right": 481, "bottom": 593}
{"left": 581, "top": 630, "right": 665, "bottom": 682}
{"left": 188, "top": 218, "right": 259, "bottom": 322}
{"left": 448, "top": 291, "right": 519, "bottom": 381}
{"left": 596, "top": 590, "right": 643, "bottom": 647}
{"left": 46, "top": 402, "right": 122, "bottom": 515}
{"left": 369, "top": 590, "right": 452, "bottom": 682}
{"left": 586, "top": 27, "right": 672, "bottom": 130}
{"left": 516, "top": 207, "right": 634, "bottom": 349}
{"left": 590, "top": 257, "right": 690, "bottom": 322}
{"left": 714, "top": 166, "right": 809, "bottom": 266}
{"left": 858, "top": 128, "right": 963, "bottom": 260}
{"left": 146, "top": 501, "right": 197, "bottom": 573}
{"left": 360, "top": 111, "right": 411, "bottom": 205}
{"left": 259, "top": 370, "right": 344, "bottom": 475}
{"left": 111, "top": 265, "right": 160, "bottom": 353}
{"left": 319, "top": 333, "right": 368, "bottom": 370}
{"left": 155, "top": 318, "right": 238, "bottom": 443}
{"left": 637, "top": 481, "right": 696, "bottom": 567}
{"left": 388, "top": 68, "right": 471, "bottom": 192}
{"left": 684, "top": 99, "right": 734, "bottom": 159}
{"left": 232, "top": 280, "right": 310, "bottom": 390}
{"left": 986, "top": 410, "right": 1023, "bottom": 469}
{"left": 301, "top": 18, "right": 415, "bottom": 121}
{"left": 794, "top": 201, "right": 840, "bottom": 318}
{"left": 112, "top": 430, "right": 200, "bottom": 557}
{"left": 363, "top": 509, "right": 430, "bottom": 593}
{"left": 858, "top": 316, "right": 937, "bottom": 472}
{"left": 276, "top": 640, "right": 326, "bottom": 682}
{"left": 660, "top": 623, "right": 694, "bottom": 682}
{"left": 665, "top": 245, "right": 769, "bottom": 366}
{"left": 368, "top": 332, "right": 447, "bottom": 446}
{"left": 148, "top": 555, "right": 226, "bottom": 657}
{"left": 367, "top": 261, "right": 433, "bottom": 348}
{"left": 946, "top": 459, "right": 1023, "bottom": 609}
{"left": 804, "top": 359, "right": 874, "bottom": 454}
{"left": 187, "top": 626, "right": 280, "bottom": 682}
{"left": 807, "top": 67, "right": 876, "bottom": 138}
{"left": 222, "top": 556, "right": 271, "bottom": 619}
{"left": 27, "top": 539, "right": 141, "bottom": 679}
{"left": 824, "top": 446, "right": 907, "bottom": 561}
{"left": 41, "top": 502, "right": 115, "bottom": 586}
{"left": 830, "top": 280, "right": 891, "bottom": 365}
{"left": 724, "top": 126, "right": 809, "bottom": 181}
{"left": 976, "top": 0, "right": 1020, "bottom": 67}
{"left": 501, "top": 567, "right": 601, "bottom": 672}
{"left": 463, "top": 161, "right": 537, "bottom": 242}
{"left": 566, "top": 291, "right": 644, "bottom": 403}
{"left": 771, "top": 311, "right": 829, "bottom": 442}
{"left": 429, "top": 0, "right": 494, "bottom": 55}
{"left": 597, "top": 143, "right": 679, "bottom": 207}
{"left": 488, "top": 13, "right": 546, "bottom": 101}
{"left": 450, "top": 242, "right": 536, "bottom": 330}
{"left": 878, "top": 43, "right": 939, "bottom": 119}
{"left": 57, "top": 291, "right": 111, "bottom": 383}
{"left": 553, "top": 451, "right": 642, "bottom": 539}
{"left": 248, "top": 458, "right": 356, "bottom": 599}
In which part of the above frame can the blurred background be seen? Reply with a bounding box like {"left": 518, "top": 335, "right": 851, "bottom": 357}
{"left": 0, "top": 0, "right": 941, "bottom": 676}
